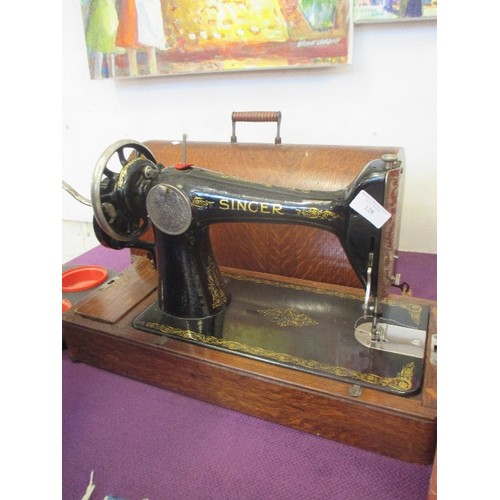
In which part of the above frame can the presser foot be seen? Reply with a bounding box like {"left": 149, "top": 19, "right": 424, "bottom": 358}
{"left": 354, "top": 318, "right": 426, "bottom": 359}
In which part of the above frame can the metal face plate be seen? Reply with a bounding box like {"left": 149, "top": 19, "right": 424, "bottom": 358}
{"left": 146, "top": 184, "right": 192, "bottom": 235}
{"left": 378, "top": 162, "right": 403, "bottom": 297}
{"left": 354, "top": 320, "right": 426, "bottom": 358}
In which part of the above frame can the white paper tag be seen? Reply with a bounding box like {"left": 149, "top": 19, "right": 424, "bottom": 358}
{"left": 349, "top": 190, "right": 391, "bottom": 229}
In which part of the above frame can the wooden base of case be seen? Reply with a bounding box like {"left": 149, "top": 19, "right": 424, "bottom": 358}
{"left": 63, "top": 257, "right": 437, "bottom": 464}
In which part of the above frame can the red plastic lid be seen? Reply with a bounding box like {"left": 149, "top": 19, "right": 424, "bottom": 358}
{"left": 62, "top": 265, "right": 108, "bottom": 293}
{"left": 62, "top": 298, "right": 72, "bottom": 313}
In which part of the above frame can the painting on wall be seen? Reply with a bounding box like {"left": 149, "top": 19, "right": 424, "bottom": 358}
{"left": 353, "top": 0, "right": 436, "bottom": 23}
{"left": 81, "top": 0, "right": 353, "bottom": 79}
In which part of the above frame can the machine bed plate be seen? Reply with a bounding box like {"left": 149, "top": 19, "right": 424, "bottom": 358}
{"left": 133, "top": 272, "right": 429, "bottom": 396}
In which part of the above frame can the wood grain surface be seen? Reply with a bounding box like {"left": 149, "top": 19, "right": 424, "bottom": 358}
{"left": 63, "top": 258, "right": 436, "bottom": 464}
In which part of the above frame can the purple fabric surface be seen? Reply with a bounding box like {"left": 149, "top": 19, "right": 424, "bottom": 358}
{"left": 64, "top": 246, "right": 132, "bottom": 273}
{"left": 62, "top": 352, "right": 432, "bottom": 500}
{"left": 63, "top": 246, "right": 436, "bottom": 499}
{"left": 393, "top": 251, "right": 437, "bottom": 301}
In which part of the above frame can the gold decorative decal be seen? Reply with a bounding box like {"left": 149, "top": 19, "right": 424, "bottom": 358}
{"left": 296, "top": 207, "right": 338, "bottom": 220}
{"left": 191, "top": 196, "right": 214, "bottom": 209}
{"left": 226, "top": 272, "right": 364, "bottom": 301}
{"left": 257, "top": 307, "right": 318, "bottom": 327}
{"left": 136, "top": 320, "right": 415, "bottom": 392}
{"left": 226, "top": 273, "right": 423, "bottom": 326}
{"left": 207, "top": 257, "right": 227, "bottom": 309}
{"left": 219, "top": 198, "right": 284, "bottom": 215}
{"left": 383, "top": 299, "right": 422, "bottom": 325}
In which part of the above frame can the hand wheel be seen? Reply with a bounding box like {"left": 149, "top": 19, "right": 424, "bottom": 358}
{"left": 91, "top": 139, "right": 158, "bottom": 242}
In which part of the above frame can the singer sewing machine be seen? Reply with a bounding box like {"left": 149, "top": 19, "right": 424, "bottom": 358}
{"left": 63, "top": 113, "right": 436, "bottom": 464}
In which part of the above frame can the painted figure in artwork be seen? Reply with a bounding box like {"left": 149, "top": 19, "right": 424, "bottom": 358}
{"left": 298, "top": 0, "right": 339, "bottom": 31}
{"left": 85, "top": 0, "right": 119, "bottom": 78}
{"left": 398, "top": 0, "right": 422, "bottom": 17}
{"left": 116, "top": 0, "right": 167, "bottom": 76}
{"left": 383, "top": 0, "right": 423, "bottom": 17}
{"left": 115, "top": 0, "right": 139, "bottom": 75}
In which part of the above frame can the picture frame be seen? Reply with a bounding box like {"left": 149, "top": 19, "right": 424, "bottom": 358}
{"left": 353, "top": 0, "right": 437, "bottom": 24}
{"left": 81, "top": 0, "right": 353, "bottom": 79}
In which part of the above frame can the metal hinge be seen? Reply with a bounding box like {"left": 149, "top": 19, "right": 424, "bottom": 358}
{"left": 430, "top": 334, "right": 437, "bottom": 365}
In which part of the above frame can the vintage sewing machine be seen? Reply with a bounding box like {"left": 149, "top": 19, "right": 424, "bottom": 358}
{"left": 63, "top": 113, "right": 436, "bottom": 464}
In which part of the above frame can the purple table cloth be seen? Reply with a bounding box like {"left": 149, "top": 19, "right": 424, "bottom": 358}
{"left": 63, "top": 246, "right": 436, "bottom": 499}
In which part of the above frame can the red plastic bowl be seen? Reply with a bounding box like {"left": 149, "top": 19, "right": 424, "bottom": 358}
{"left": 62, "top": 298, "right": 72, "bottom": 313}
{"left": 62, "top": 265, "right": 108, "bottom": 293}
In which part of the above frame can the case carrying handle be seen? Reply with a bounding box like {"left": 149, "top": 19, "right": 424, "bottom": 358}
{"left": 231, "top": 111, "right": 282, "bottom": 144}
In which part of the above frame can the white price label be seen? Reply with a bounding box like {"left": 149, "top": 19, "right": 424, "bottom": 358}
{"left": 349, "top": 190, "right": 391, "bottom": 229}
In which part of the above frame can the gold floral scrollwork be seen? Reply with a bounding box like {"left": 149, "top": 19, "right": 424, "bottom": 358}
{"left": 296, "top": 207, "right": 339, "bottom": 220}
{"left": 257, "top": 307, "right": 318, "bottom": 327}
{"left": 382, "top": 299, "right": 422, "bottom": 325}
{"left": 191, "top": 196, "right": 214, "bottom": 209}
{"left": 136, "top": 320, "right": 416, "bottom": 392}
{"left": 388, "top": 362, "right": 415, "bottom": 391}
{"left": 207, "top": 258, "right": 227, "bottom": 309}
{"left": 226, "top": 272, "right": 363, "bottom": 301}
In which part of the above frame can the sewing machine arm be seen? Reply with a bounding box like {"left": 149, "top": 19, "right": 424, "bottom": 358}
{"left": 91, "top": 141, "right": 402, "bottom": 321}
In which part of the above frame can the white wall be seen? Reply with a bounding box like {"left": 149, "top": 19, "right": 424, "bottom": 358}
{"left": 62, "top": 1, "right": 436, "bottom": 258}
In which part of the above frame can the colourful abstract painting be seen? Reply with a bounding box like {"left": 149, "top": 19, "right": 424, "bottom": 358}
{"left": 81, "top": 0, "right": 353, "bottom": 79}
{"left": 353, "top": 0, "right": 436, "bottom": 23}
